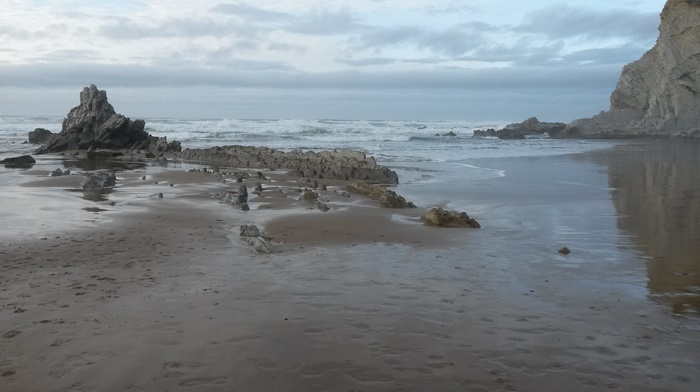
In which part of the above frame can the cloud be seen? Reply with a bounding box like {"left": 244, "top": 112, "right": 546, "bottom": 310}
{"left": 210, "top": 3, "right": 294, "bottom": 22}
{"left": 518, "top": 5, "right": 659, "bottom": 41}
{"left": 287, "top": 9, "right": 366, "bottom": 35}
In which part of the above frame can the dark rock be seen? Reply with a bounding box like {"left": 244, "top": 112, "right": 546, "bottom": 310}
{"left": 473, "top": 117, "right": 565, "bottom": 139}
{"left": 28, "top": 128, "right": 53, "bottom": 144}
{"left": 169, "top": 146, "right": 399, "bottom": 184}
{"left": 302, "top": 189, "right": 318, "bottom": 201}
{"left": 50, "top": 168, "right": 70, "bottom": 177}
{"left": 421, "top": 208, "right": 481, "bottom": 228}
{"left": 442, "top": 131, "right": 457, "bottom": 137}
{"left": 320, "top": 184, "right": 328, "bottom": 191}
{"left": 36, "top": 85, "right": 182, "bottom": 155}
{"left": 1, "top": 155, "right": 36, "bottom": 167}
{"left": 81, "top": 171, "right": 116, "bottom": 191}
{"left": 346, "top": 181, "right": 415, "bottom": 208}
{"left": 240, "top": 225, "right": 262, "bottom": 237}
{"left": 558, "top": 247, "right": 571, "bottom": 255}
{"left": 316, "top": 201, "right": 330, "bottom": 212}
{"left": 255, "top": 182, "right": 263, "bottom": 192}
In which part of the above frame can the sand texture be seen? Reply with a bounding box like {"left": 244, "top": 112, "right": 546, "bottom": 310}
{"left": 1, "top": 146, "right": 699, "bottom": 392}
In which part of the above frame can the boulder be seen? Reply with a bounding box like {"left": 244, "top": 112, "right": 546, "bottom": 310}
{"left": 36, "top": 85, "right": 183, "bottom": 154}
{"left": 28, "top": 128, "right": 53, "bottom": 144}
{"left": 421, "top": 208, "right": 481, "bottom": 228}
{"left": 1, "top": 155, "right": 36, "bottom": 167}
{"left": 560, "top": 0, "right": 700, "bottom": 138}
{"left": 81, "top": 171, "right": 116, "bottom": 191}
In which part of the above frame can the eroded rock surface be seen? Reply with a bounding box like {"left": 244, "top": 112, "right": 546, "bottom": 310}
{"left": 421, "top": 208, "right": 481, "bottom": 228}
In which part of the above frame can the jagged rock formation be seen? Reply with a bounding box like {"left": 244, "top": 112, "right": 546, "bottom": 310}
{"left": 561, "top": 0, "right": 700, "bottom": 138}
{"left": 36, "top": 85, "right": 182, "bottom": 154}
{"left": 473, "top": 117, "right": 565, "bottom": 139}
{"left": 345, "top": 181, "right": 416, "bottom": 208}
{"left": 170, "top": 146, "right": 399, "bottom": 184}
{"left": 420, "top": 208, "right": 481, "bottom": 228}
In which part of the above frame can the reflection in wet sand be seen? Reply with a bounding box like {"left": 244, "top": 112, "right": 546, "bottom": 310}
{"left": 603, "top": 141, "right": 700, "bottom": 314}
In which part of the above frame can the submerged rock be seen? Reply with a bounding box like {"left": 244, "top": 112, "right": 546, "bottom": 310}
{"left": 421, "top": 208, "right": 481, "bottom": 228}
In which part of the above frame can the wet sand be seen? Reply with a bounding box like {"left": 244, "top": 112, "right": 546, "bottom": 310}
{"left": 1, "top": 145, "right": 699, "bottom": 392}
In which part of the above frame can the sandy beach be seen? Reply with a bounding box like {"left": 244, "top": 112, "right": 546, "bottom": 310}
{"left": 1, "top": 143, "right": 699, "bottom": 392}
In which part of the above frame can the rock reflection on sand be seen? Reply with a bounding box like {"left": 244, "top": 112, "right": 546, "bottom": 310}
{"left": 605, "top": 141, "right": 700, "bottom": 314}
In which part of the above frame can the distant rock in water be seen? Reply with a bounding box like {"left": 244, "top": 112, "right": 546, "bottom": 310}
{"left": 473, "top": 117, "right": 565, "bottom": 139}
{"left": 28, "top": 128, "right": 53, "bottom": 144}
{"left": 560, "top": 0, "right": 700, "bottom": 138}
{"left": 36, "top": 84, "right": 182, "bottom": 154}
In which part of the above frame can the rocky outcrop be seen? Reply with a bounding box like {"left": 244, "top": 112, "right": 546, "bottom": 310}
{"left": 36, "top": 85, "right": 182, "bottom": 154}
{"left": 1, "top": 155, "right": 36, "bottom": 167}
{"left": 561, "top": 0, "right": 700, "bottom": 138}
{"left": 473, "top": 117, "right": 565, "bottom": 139}
{"left": 420, "top": 208, "right": 481, "bottom": 228}
{"left": 170, "top": 146, "right": 399, "bottom": 184}
{"left": 346, "top": 181, "right": 416, "bottom": 208}
{"left": 28, "top": 128, "right": 53, "bottom": 144}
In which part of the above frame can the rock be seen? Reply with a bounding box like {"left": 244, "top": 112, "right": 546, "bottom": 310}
{"left": 320, "top": 184, "right": 328, "bottom": 191}
{"left": 245, "top": 237, "right": 271, "bottom": 254}
{"left": 240, "top": 225, "right": 262, "bottom": 237}
{"left": 346, "top": 181, "right": 415, "bottom": 208}
{"left": 558, "top": 247, "right": 571, "bottom": 255}
{"left": 238, "top": 185, "right": 248, "bottom": 203}
{"left": 28, "top": 128, "right": 53, "bottom": 144}
{"left": 302, "top": 189, "right": 318, "bottom": 201}
{"left": 81, "top": 171, "right": 116, "bottom": 191}
{"left": 1, "top": 155, "right": 36, "bottom": 167}
{"left": 560, "top": 0, "right": 700, "bottom": 138}
{"left": 255, "top": 182, "right": 263, "bottom": 192}
{"left": 36, "top": 85, "right": 183, "bottom": 154}
{"left": 442, "top": 131, "right": 457, "bottom": 137}
{"left": 474, "top": 117, "right": 565, "bottom": 139}
{"left": 50, "top": 168, "right": 70, "bottom": 177}
{"left": 169, "top": 146, "right": 399, "bottom": 184}
{"left": 421, "top": 208, "right": 481, "bottom": 228}
{"left": 316, "top": 201, "right": 330, "bottom": 212}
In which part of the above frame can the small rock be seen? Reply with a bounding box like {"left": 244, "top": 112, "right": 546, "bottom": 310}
{"left": 158, "top": 193, "right": 163, "bottom": 199}
{"left": 558, "top": 247, "right": 571, "bottom": 255}
{"left": 1, "top": 155, "right": 36, "bottom": 167}
{"left": 320, "top": 184, "right": 328, "bottom": 191}
{"left": 421, "top": 207, "right": 481, "bottom": 228}
{"left": 240, "top": 225, "right": 262, "bottom": 237}
{"left": 302, "top": 189, "right": 318, "bottom": 201}
{"left": 255, "top": 182, "right": 263, "bottom": 192}
{"left": 316, "top": 201, "right": 329, "bottom": 212}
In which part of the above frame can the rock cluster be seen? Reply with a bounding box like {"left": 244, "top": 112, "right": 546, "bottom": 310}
{"left": 170, "top": 146, "right": 399, "bottom": 184}
{"left": 36, "top": 85, "right": 182, "bottom": 154}
{"left": 213, "top": 185, "right": 250, "bottom": 211}
{"left": 560, "top": 0, "right": 700, "bottom": 138}
{"left": 240, "top": 225, "right": 271, "bottom": 254}
{"left": 473, "top": 117, "right": 565, "bottom": 139}
{"left": 420, "top": 208, "right": 481, "bottom": 228}
{"left": 345, "top": 181, "right": 416, "bottom": 208}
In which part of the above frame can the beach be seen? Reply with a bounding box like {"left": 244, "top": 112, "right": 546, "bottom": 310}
{"left": 1, "top": 141, "right": 699, "bottom": 392}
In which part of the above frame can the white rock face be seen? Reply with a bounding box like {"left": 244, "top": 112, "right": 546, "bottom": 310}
{"left": 563, "top": 0, "right": 700, "bottom": 138}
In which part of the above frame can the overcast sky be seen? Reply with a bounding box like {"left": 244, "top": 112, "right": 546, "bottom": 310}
{"left": 0, "top": 0, "right": 665, "bottom": 121}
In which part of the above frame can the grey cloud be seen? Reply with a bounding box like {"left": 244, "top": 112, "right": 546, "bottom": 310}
{"left": 335, "top": 57, "right": 449, "bottom": 66}
{"left": 210, "top": 3, "right": 294, "bottom": 22}
{"left": 518, "top": 6, "right": 659, "bottom": 41}
{"left": 288, "top": 10, "right": 366, "bottom": 35}
{"left": 0, "top": 61, "right": 621, "bottom": 92}
{"left": 98, "top": 16, "right": 266, "bottom": 40}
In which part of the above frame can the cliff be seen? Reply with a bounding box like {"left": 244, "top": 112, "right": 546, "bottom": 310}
{"left": 561, "top": 0, "right": 700, "bottom": 138}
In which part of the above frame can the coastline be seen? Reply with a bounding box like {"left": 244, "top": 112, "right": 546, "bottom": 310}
{"left": 2, "top": 144, "right": 699, "bottom": 391}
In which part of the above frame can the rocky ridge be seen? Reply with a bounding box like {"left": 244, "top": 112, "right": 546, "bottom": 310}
{"left": 169, "top": 146, "right": 399, "bottom": 184}
{"left": 560, "top": 0, "right": 700, "bottom": 138}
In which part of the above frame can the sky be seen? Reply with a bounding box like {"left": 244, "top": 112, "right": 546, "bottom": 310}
{"left": 0, "top": 0, "right": 666, "bottom": 121}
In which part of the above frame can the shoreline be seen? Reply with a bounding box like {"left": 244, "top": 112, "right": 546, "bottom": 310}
{"left": 2, "top": 145, "right": 699, "bottom": 391}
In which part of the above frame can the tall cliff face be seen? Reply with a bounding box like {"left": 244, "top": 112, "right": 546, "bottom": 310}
{"left": 562, "top": 0, "right": 700, "bottom": 138}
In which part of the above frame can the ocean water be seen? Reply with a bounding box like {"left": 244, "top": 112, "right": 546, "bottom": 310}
{"left": 0, "top": 115, "right": 615, "bottom": 181}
